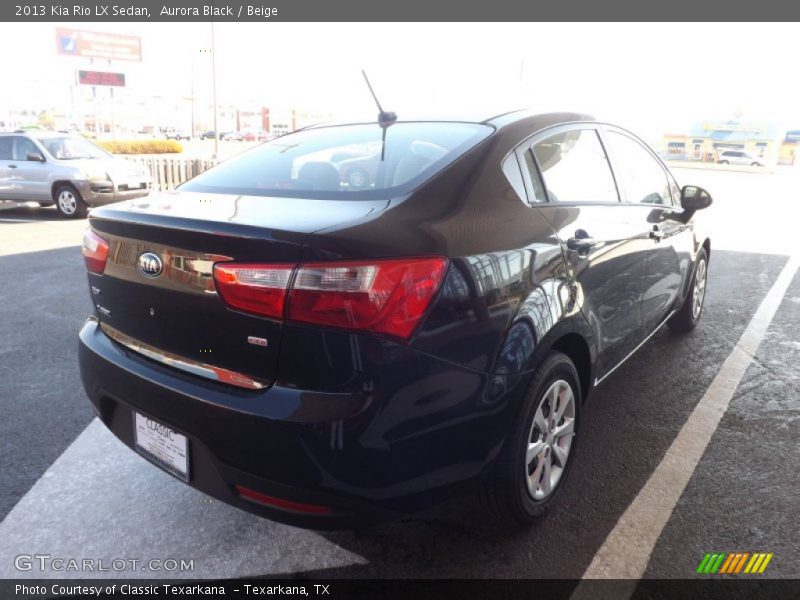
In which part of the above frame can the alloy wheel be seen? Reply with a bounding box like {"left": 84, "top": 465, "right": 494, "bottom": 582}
{"left": 525, "top": 379, "right": 576, "bottom": 501}
{"left": 58, "top": 190, "right": 77, "bottom": 215}
{"left": 693, "top": 258, "right": 707, "bottom": 319}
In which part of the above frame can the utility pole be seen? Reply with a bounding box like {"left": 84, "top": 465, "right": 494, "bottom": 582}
{"left": 211, "top": 22, "right": 219, "bottom": 159}
{"left": 190, "top": 57, "right": 195, "bottom": 139}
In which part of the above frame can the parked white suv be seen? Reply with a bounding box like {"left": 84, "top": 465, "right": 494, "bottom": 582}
{"left": 717, "top": 150, "right": 767, "bottom": 167}
{"left": 0, "top": 131, "right": 152, "bottom": 218}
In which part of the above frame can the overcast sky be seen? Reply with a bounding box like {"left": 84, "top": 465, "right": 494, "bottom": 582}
{"left": 0, "top": 22, "right": 798, "bottom": 142}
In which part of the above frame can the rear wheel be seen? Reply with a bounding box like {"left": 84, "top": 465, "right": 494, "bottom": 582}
{"left": 719, "top": 160, "right": 729, "bottom": 164}
{"left": 54, "top": 184, "right": 87, "bottom": 219}
{"left": 668, "top": 247, "right": 708, "bottom": 332}
{"left": 481, "top": 351, "right": 581, "bottom": 524}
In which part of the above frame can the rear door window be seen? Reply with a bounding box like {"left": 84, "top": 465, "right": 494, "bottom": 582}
{"left": 181, "top": 122, "right": 493, "bottom": 199}
{"left": 521, "top": 150, "right": 549, "bottom": 203}
{"left": 532, "top": 129, "right": 619, "bottom": 203}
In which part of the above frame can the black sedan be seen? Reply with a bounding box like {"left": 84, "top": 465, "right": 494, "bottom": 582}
{"left": 79, "top": 111, "right": 712, "bottom": 529}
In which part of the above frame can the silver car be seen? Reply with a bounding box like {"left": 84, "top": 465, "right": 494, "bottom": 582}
{"left": 717, "top": 149, "right": 767, "bottom": 167}
{"left": 0, "top": 132, "right": 152, "bottom": 218}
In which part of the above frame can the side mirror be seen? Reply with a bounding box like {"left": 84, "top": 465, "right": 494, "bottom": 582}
{"left": 680, "top": 185, "right": 712, "bottom": 211}
{"left": 26, "top": 151, "right": 45, "bottom": 162}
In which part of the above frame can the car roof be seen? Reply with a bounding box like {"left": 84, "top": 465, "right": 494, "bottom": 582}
{"left": 0, "top": 130, "right": 77, "bottom": 139}
{"left": 302, "top": 109, "right": 596, "bottom": 131}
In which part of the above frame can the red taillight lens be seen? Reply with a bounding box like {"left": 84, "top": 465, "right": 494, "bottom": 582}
{"left": 82, "top": 230, "right": 109, "bottom": 274}
{"left": 288, "top": 257, "right": 448, "bottom": 339}
{"left": 213, "top": 263, "right": 295, "bottom": 319}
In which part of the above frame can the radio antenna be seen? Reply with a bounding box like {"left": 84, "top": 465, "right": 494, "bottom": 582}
{"left": 362, "top": 70, "right": 396, "bottom": 163}
{"left": 362, "top": 70, "right": 397, "bottom": 127}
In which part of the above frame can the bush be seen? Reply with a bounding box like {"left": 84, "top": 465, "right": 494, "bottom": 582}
{"left": 97, "top": 139, "right": 183, "bottom": 154}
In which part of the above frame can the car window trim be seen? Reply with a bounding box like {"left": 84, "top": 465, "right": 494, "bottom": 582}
{"left": 500, "top": 151, "right": 530, "bottom": 205}
{"left": 520, "top": 123, "right": 623, "bottom": 205}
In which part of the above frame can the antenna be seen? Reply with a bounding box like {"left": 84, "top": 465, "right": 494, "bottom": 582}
{"left": 362, "top": 70, "right": 397, "bottom": 127}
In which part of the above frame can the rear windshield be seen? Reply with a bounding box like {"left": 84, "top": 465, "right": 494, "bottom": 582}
{"left": 180, "top": 122, "right": 493, "bottom": 199}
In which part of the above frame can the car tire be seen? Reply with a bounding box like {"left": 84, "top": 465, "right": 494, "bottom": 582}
{"left": 719, "top": 160, "right": 729, "bottom": 164}
{"left": 668, "top": 247, "right": 708, "bottom": 333}
{"left": 54, "top": 184, "right": 88, "bottom": 219}
{"left": 751, "top": 162, "right": 759, "bottom": 167}
{"left": 480, "top": 351, "right": 581, "bottom": 524}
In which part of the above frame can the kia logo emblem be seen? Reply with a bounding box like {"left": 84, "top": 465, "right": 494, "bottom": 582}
{"left": 137, "top": 252, "right": 163, "bottom": 278}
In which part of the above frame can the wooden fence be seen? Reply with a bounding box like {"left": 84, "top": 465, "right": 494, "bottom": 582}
{"left": 121, "top": 156, "right": 218, "bottom": 192}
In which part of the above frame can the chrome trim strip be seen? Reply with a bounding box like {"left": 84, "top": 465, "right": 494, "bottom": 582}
{"left": 99, "top": 323, "right": 268, "bottom": 390}
{"left": 102, "top": 234, "right": 231, "bottom": 297}
{"left": 594, "top": 310, "right": 677, "bottom": 387}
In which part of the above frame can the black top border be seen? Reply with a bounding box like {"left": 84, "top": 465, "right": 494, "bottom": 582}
{"left": 3, "top": 0, "right": 800, "bottom": 22}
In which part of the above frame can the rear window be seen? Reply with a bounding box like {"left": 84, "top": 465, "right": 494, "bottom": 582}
{"left": 180, "top": 122, "right": 493, "bottom": 199}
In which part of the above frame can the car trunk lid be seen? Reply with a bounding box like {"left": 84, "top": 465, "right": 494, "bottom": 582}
{"left": 87, "top": 191, "right": 389, "bottom": 389}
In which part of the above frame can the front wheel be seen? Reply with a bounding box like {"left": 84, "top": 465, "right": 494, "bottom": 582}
{"left": 480, "top": 351, "right": 581, "bottom": 524}
{"left": 668, "top": 247, "right": 708, "bottom": 332}
{"left": 54, "top": 184, "right": 88, "bottom": 219}
{"left": 719, "top": 160, "right": 729, "bottom": 164}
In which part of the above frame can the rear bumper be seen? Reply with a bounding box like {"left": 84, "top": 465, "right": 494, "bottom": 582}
{"left": 78, "top": 318, "right": 504, "bottom": 529}
{"left": 75, "top": 179, "right": 153, "bottom": 207}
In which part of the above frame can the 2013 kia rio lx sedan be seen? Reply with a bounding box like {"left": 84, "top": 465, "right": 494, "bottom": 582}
{"left": 78, "top": 111, "right": 712, "bottom": 529}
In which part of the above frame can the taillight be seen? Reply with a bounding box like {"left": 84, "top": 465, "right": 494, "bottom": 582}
{"left": 213, "top": 263, "right": 295, "bottom": 319}
{"left": 82, "top": 230, "right": 109, "bottom": 274}
{"left": 288, "top": 257, "right": 448, "bottom": 339}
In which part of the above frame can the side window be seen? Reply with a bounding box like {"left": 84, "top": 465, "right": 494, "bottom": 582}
{"left": 532, "top": 129, "right": 618, "bottom": 203}
{"left": 13, "top": 137, "right": 40, "bottom": 161}
{"left": 0, "top": 137, "right": 12, "bottom": 160}
{"left": 521, "top": 150, "right": 548, "bottom": 203}
{"left": 606, "top": 131, "right": 672, "bottom": 206}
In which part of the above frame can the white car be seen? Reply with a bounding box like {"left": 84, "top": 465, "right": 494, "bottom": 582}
{"left": 717, "top": 150, "right": 767, "bottom": 167}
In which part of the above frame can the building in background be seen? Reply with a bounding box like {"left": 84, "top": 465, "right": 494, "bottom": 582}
{"left": 661, "top": 120, "right": 789, "bottom": 163}
{"left": 779, "top": 130, "right": 800, "bottom": 166}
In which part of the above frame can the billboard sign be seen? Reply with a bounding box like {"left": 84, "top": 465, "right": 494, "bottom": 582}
{"left": 56, "top": 28, "right": 141, "bottom": 62}
{"left": 78, "top": 70, "right": 126, "bottom": 87}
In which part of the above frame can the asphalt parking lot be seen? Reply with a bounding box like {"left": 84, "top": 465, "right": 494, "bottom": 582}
{"left": 0, "top": 166, "right": 798, "bottom": 580}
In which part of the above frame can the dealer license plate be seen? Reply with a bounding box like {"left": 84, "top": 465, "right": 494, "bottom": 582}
{"left": 133, "top": 412, "right": 189, "bottom": 481}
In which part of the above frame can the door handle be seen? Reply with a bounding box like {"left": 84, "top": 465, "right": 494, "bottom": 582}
{"left": 649, "top": 225, "right": 664, "bottom": 241}
{"left": 566, "top": 231, "right": 597, "bottom": 254}
{"left": 8, "top": 164, "right": 17, "bottom": 169}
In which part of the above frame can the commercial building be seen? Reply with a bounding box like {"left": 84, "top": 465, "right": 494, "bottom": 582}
{"left": 662, "top": 120, "right": 798, "bottom": 165}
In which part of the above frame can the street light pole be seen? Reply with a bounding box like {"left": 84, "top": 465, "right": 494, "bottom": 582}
{"left": 211, "top": 22, "right": 219, "bottom": 160}
{"left": 190, "top": 53, "right": 195, "bottom": 139}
